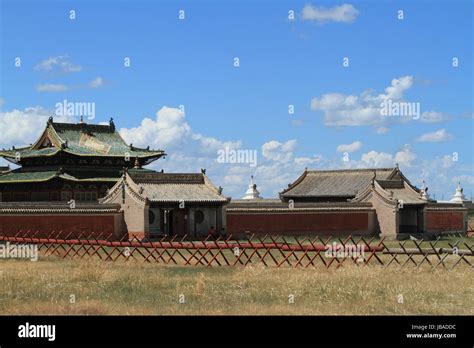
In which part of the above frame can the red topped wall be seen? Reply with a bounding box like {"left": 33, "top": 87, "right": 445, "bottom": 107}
{"left": 227, "top": 211, "right": 373, "bottom": 237}
{"left": 426, "top": 211, "right": 465, "bottom": 232}
{"left": 0, "top": 213, "right": 124, "bottom": 239}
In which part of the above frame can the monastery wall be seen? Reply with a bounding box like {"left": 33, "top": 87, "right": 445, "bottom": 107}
{"left": 425, "top": 209, "right": 467, "bottom": 233}
{"left": 0, "top": 203, "right": 126, "bottom": 240}
{"left": 226, "top": 209, "right": 375, "bottom": 237}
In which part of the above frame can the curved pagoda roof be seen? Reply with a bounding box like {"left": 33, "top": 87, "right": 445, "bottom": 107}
{"left": 101, "top": 171, "right": 228, "bottom": 204}
{"left": 0, "top": 117, "right": 165, "bottom": 165}
{"left": 0, "top": 168, "right": 119, "bottom": 184}
{"left": 279, "top": 167, "right": 424, "bottom": 202}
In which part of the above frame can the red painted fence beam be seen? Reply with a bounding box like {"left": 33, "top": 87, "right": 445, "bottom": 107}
{"left": 0, "top": 235, "right": 384, "bottom": 252}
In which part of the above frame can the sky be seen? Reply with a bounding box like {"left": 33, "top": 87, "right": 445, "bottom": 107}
{"left": 0, "top": 0, "right": 473, "bottom": 200}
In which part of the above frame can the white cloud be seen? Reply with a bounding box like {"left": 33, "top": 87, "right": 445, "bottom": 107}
{"left": 120, "top": 106, "right": 241, "bottom": 157}
{"left": 223, "top": 175, "right": 246, "bottom": 186}
{"left": 36, "top": 83, "right": 69, "bottom": 92}
{"left": 375, "top": 126, "right": 389, "bottom": 134}
{"left": 0, "top": 98, "right": 5, "bottom": 107}
{"left": 416, "top": 129, "right": 452, "bottom": 142}
{"left": 360, "top": 151, "right": 394, "bottom": 168}
{"left": 311, "top": 76, "right": 447, "bottom": 130}
{"left": 383, "top": 76, "right": 413, "bottom": 100}
{"left": 311, "top": 76, "right": 413, "bottom": 127}
{"left": 261, "top": 139, "right": 297, "bottom": 162}
{"left": 337, "top": 141, "right": 362, "bottom": 153}
{"left": 294, "top": 155, "right": 322, "bottom": 166}
{"left": 394, "top": 146, "right": 417, "bottom": 167}
{"left": 34, "top": 55, "right": 82, "bottom": 73}
{"left": 440, "top": 154, "right": 455, "bottom": 169}
{"left": 36, "top": 77, "right": 105, "bottom": 92}
{"left": 355, "top": 146, "right": 416, "bottom": 168}
{"left": 0, "top": 106, "right": 75, "bottom": 148}
{"left": 302, "top": 4, "right": 359, "bottom": 23}
{"left": 121, "top": 111, "right": 318, "bottom": 198}
{"left": 420, "top": 111, "right": 447, "bottom": 123}
{"left": 89, "top": 77, "right": 104, "bottom": 89}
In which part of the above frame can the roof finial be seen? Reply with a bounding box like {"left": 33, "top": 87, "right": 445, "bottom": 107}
{"left": 450, "top": 182, "right": 466, "bottom": 203}
{"left": 134, "top": 157, "right": 141, "bottom": 169}
{"left": 243, "top": 175, "right": 262, "bottom": 200}
{"left": 421, "top": 180, "right": 430, "bottom": 201}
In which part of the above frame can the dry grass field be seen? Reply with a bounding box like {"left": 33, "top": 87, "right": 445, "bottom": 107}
{"left": 0, "top": 259, "right": 472, "bottom": 315}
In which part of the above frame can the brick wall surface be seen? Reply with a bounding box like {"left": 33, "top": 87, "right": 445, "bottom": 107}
{"left": 426, "top": 211, "right": 464, "bottom": 232}
{"left": 0, "top": 214, "right": 121, "bottom": 239}
{"left": 227, "top": 211, "right": 371, "bottom": 237}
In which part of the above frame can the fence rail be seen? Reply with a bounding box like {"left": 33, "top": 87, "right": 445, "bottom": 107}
{"left": 0, "top": 230, "right": 472, "bottom": 269}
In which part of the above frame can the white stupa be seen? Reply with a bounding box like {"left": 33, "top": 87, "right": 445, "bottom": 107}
{"left": 450, "top": 182, "right": 468, "bottom": 204}
{"left": 420, "top": 180, "right": 430, "bottom": 201}
{"left": 242, "top": 175, "right": 262, "bottom": 200}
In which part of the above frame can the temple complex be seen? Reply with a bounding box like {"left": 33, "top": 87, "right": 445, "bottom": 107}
{"left": 0, "top": 119, "right": 469, "bottom": 240}
{"left": 100, "top": 171, "right": 228, "bottom": 239}
{"left": 227, "top": 168, "right": 468, "bottom": 239}
{"left": 0, "top": 118, "right": 228, "bottom": 240}
{"left": 0, "top": 117, "right": 164, "bottom": 202}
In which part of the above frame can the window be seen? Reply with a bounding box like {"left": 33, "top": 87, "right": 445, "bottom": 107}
{"left": 74, "top": 192, "right": 98, "bottom": 202}
{"left": 149, "top": 210, "right": 156, "bottom": 225}
{"left": 31, "top": 192, "right": 49, "bottom": 201}
{"left": 12, "top": 193, "right": 29, "bottom": 201}
{"left": 195, "top": 210, "right": 204, "bottom": 224}
{"left": 61, "top": 191, "right": 72, "bottom": 201}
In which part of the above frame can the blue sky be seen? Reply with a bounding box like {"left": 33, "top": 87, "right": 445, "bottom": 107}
{"left": 0, "top": 0, "right": 473, "bottom": 200}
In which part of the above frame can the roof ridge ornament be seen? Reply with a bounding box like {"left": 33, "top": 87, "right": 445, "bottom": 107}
{"left": 450, "top": 182, "right": 467, "bottom": 203}
{"left": 243, "top": 175, "right": 262, "bottom": 200}
{"left": 420, "top": 180, "right": 430, "bottom": 201}
{"left": 134, "top": 157, "right": 141, "bottom": 169}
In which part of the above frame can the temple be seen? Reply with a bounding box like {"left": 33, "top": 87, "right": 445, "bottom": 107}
{"left": 0, "top": 119, "right": 469, "bottom": 240}
{"left": 0, "top": 117, "right": 165, "bottom": 202}
{"left": 0, "top": 118, "right": 229, "bottom": 240}
{"left": 227, "top": 168, "right": 469, "bottom": 239}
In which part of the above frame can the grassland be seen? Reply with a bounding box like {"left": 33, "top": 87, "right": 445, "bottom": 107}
{"left": 0, "top": 259, "right": 472, "bottom": 315}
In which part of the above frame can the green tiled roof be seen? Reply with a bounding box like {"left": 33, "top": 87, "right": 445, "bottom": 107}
{"left": 0, "top": 170, "right": 58, "bottom": 183}
{"left": 0, "top": 118, "right": 165, "bottom": 164}
{"left": 0, "top": 168, "right": 119, "bottom": 184}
